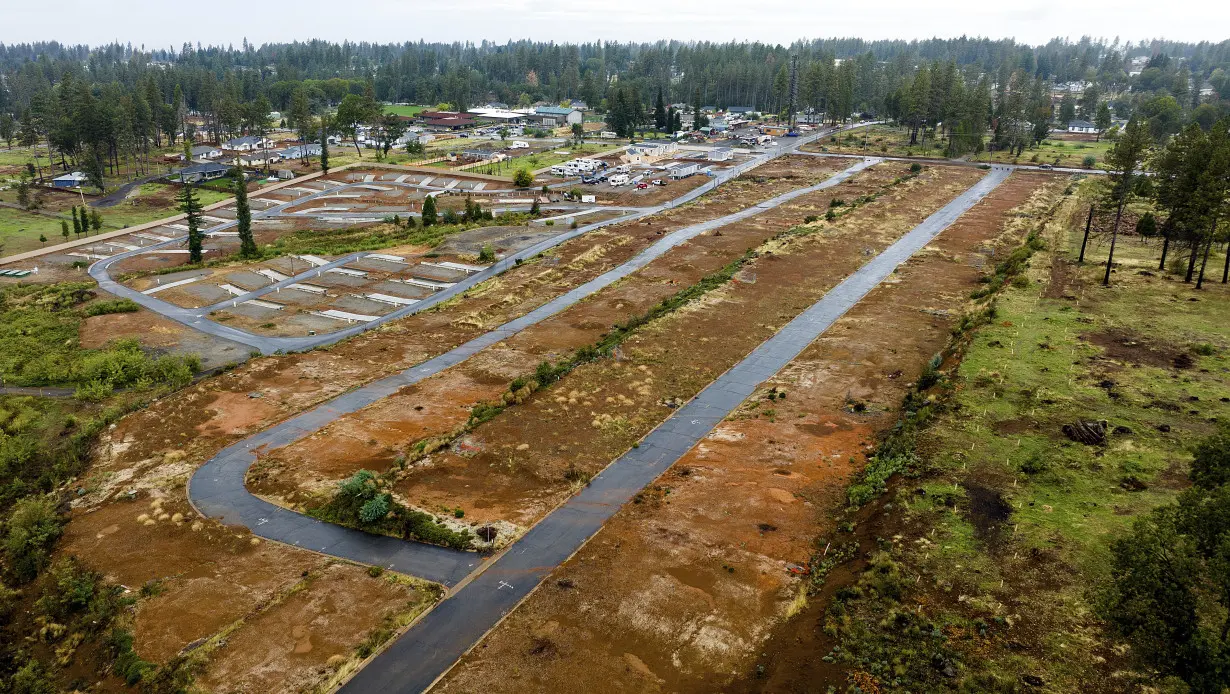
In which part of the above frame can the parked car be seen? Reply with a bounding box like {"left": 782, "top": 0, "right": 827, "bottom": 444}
{"left": 650, "top": 179, "right": 665, "bottom": 186}
{"left": 636, "top": 182, "right": 649, "bottom": 189}
{"left": 1039, "top": 163, "right": 1054, "bottom": 170}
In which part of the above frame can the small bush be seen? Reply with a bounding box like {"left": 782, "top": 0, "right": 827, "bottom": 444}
{"left": 477, "top": 244, "right": 496, "bottom": 262}
{"left": 1192, "top": 343, "right": 1217, "bottom": 357}
{"left": 4, "top": 495, "right": 64, "bottom": 584}
{"left": 1082, "top": 155, "right": 1097, "bottom": 168}
{"left": 909, "top": 162, "right": 922, "bottom": 173}
{"left": 83, "top": 299, "right": 140, "bottom": 317}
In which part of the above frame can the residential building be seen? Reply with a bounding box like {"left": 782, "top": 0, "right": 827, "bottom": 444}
{"left": 667, "top": 162, "right": 699, "bottom": 179}
{"left": 170, "top": 162, "right": 230, "bottom": 184}
{"left": 234, "top": 151, "right": 282, "bottom": 167}
{"left": 51, "top": 171, "right": 87, "bottom": 188}
{"left": 276, "top": 144, "right": 322, "bottom": 160}
{"left": 708, "top": 148, "right": 734, "bottom": 162}
{"left": 622, "top": 140, "right": 679, "bottom": 164}
{"left": 191, "top": 145, "right": 223, "bottom": 160}
{"left": 223, "top": 135, "right": 274, "bottom": 151}
{"left": 1067, "top": 120, "right": 1098, "bottom": 134}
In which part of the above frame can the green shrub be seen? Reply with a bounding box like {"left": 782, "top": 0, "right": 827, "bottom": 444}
{"left": 311, "top": 470, "right": 473, "bottom": 549}
{"left": 7, "top": 660, "right": 55, "bottom": 694}
{"left": 106, "top": 629, "right": 154, "bottom": 685}
{"left": 1082, "top": 155, "right": 1097, "bottom": 168}
{"left": 83, "top": 299, "right": 140, "bottom": 317}
{"left": 910, "top": 162, "right": 922, "bottom": 172}
{"left": 477, "top": 244, "right": 496, "bottom": 263}
{"left": 3, "top": 495, "right": 63, "bottom": 584}
{"left": 36, "top": 556, "right": 122, "bottom": 625}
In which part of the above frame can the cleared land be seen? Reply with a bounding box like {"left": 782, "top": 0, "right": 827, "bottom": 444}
{"left": 43, "top": 154, "right": 856, "bottom": 688}
{"left": 246, "top": 162, "right": 975, "bottom": 539}
{"left": 434, "top": 171, "right": 1065, "bottom": 693}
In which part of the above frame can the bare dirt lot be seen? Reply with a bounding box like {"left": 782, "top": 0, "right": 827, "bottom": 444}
{"left": 48, "top": 155, "right": 863, "bottom": 690}
{"left": 79, "top": 306, "right": 251, "bottom": 370}
{"left": 250, "top": 164, "right": 982, "bottom": 542}
{"left": 433, "top": 173, "right": 1064, "bottom": 693}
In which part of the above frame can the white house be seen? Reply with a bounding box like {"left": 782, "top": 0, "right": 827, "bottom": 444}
{"left": 622, "top": 140, "right": 679, "bottom": 165}
{"left": 191, "top": 145, "right": 223, "bottom": 160}
{"left": 708, "top": 147, "right": 734, "bottom": 162}
{"left": 223, "top": 135, "right": 274, "bottom": 151}
{"left": 277, "top": 144, "right": 322, "bottom": 160}
{"left": 234, "top": 151, "right": 282, "bottom": 167}
{"left": 1067, "top": 120, "right": 1098, "bottom": 134}
{"left": 667, "top": 162, "right": 699, "bottom": 179}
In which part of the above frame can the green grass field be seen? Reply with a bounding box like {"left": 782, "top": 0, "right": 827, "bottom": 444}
{"left": 383, "top": 104, "right": 427, "bottom": 117}
{"left": 819, "top": 178, "right": 1230, "bottom": 690}
{"left": 985, "top": 136, "right": 1111, "bottom": 168}
{"left": 0, "top": 183, "right": 231, "bottom": 256}
{"left": 805, "top": 125, "right": 1111, "bottom": 169}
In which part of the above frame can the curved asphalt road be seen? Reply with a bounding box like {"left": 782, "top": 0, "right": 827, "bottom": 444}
{"left": 339, "top": 164, "right": 1014, "bottom": 694}
{"left": 90, "top": 124, "right": 858, "bottom": 354}
{"left": 188, "top": 156, "right": 879, "bottom": 585}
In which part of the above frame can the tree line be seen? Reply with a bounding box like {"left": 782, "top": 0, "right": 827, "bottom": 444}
{"left": 1, "top": 37, "right": 1229, "bottom": 185}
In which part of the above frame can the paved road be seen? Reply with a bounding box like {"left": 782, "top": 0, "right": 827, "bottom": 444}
{"left": 90, "top": 123, "right": 865, "bottom": 355}
{"left": 91, "top": 174, "right": 163, "bottom": 208}
{"left": 188, "top": 156, "right": 878, "bottom": 585}
{"left": 340, "top": 166, "right": 1013, "bottom": 694}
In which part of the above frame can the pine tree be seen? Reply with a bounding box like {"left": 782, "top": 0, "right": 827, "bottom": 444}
{"left": 71, "top": 207, "right": 81, "bottom": 237}
{"left": 233, "top": 168, "right": 257, "bottom": 258}
{"left": 60, "top": 219, "right": 69, "bottom": 241}
{"left": 320, "top": 121, "right": 330, "bottom": 174}
{"left": 421, "top": 195, "right": 437, "bottom": 226}
{"left": 180, "top": 183, "right": 204, "bottom": 264}
{"left": 655, "top": 87, "right": 667, "bottom": 131}
{"left": 89, "top": 209, "right": 102, "bottom": 232}
{"left": 1102, "top": 117, "right": 1152, "bottom": 286}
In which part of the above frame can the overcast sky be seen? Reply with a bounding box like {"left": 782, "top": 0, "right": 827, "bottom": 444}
{"left": 3, "top": 0, "right": 1227, "bottom": 49}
